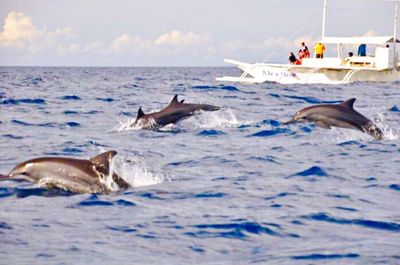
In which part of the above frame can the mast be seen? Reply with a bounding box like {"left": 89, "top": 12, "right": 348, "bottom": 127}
{"left": 321, "top": 0, "right": 327, "bottom": 39}
{"left": 394, "top": 1, "right": 398, "bottom": 68}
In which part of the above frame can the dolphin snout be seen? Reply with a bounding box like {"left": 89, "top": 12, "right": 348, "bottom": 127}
{"left": 0, "top": 174, "right": 9, "bottom": 180}
{"left": 201, "top": 104, "right": 220, "bottom": 111}
{"left": 363, "top": 122, "right": 383, "bottom": 141}
{"left": 282, "top": 118, "right": 296, "bottom": 125}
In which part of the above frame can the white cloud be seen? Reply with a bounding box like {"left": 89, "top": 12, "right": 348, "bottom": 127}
{"left": 154, "top": 30, "right": 206, "bottom": 46}
{"left": 0, "top": 12, "right": 41, "bottom": 47}
{"left": 0, "top": 11, "right": 77, "bottom": 56}
{"left": 362, "top": 30, "right": 379, "bottom": 37}
{"left": 109, "top": 33, "right": 152, "bottom": 53}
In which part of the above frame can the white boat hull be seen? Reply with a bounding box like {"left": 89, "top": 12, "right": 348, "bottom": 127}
{"left": 217, "top": 60, "right": 400, "bottom": 84}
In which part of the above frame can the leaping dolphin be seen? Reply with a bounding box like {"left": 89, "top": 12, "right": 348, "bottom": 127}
{"left": 0, "top": 150, "right": 130, "bottom": 194}
{"left": 284, "top": 98, "right": 383, "bottom": 140}
{"left": 131, "top": 95, "right": 220, "bottom": 129}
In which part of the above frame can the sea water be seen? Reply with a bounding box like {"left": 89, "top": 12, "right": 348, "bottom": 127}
{"left": 0, "top": 67, "right": 399, "bottom": 264}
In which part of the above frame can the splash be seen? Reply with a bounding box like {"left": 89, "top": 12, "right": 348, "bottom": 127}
{"left": 100, "top": 153, "right": 169, "bottom": 191}
{"left": 183, "top": 109, "right": 252, "bottom": 129}
{"left": 113, "top": 117, "right": 157, "bottom": 131}
{"left": 374, "top": 110, "right": 399, "bottom": 140}
{"left": 113, "top": 109, "right": 252, "bottom": 132}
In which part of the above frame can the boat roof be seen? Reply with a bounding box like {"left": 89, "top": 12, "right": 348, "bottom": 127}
{"left": 321, "top": 36, "right": 400, "bottom": 45}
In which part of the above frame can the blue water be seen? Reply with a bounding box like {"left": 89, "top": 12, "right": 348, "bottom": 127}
{"left": 0, "top": 67, "right": 399, "bottom": 264}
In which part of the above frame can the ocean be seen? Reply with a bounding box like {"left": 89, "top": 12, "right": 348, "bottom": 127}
{"left": 0, "top": 66, "right": 399, "bottom": 264}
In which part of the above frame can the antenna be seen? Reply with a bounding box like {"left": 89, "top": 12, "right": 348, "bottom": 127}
{"left": 322, "top": 0, "right": 327, "bottom": 39}
{"left": 394, "top": 1, "right": 398, "bottom": 67}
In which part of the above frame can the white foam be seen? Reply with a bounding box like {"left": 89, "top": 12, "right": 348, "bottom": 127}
{"left": 374, "top": 110, "right": 399, "bottom": 140}
{"left": 107, "top": 154, "right": 169, "bottom": 189}
{"left": 112, "top": 117, "right": 157, "bottom": 132}
{"left": 182, "top": 109, "right": 253, "bottom": 129}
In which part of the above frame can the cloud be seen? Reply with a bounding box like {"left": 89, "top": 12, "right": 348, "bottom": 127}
{"left": 0, "top": 11, "right": 77, "bottom": 56}
{"left": 154, "top": 30, "right": 207, "bottom": 46}
{"left": 109, "top": 33, "right": 152, "bottom": 53}
{"left": 0, "top": 11, "right": 41, "bottom": 47}
{"left": 362, "top": 30, "right": 379, "bottom": 37}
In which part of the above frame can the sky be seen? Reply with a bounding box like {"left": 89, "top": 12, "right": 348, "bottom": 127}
{"left": 0, "top": 0, "right": 397, "bottom": 66}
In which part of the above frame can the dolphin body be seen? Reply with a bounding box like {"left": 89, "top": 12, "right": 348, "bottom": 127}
{"left": 1, "top": 150, "right": 129, "bottom": 194}
{"left": 284, "top": 98, "right": 383, "bottom": 140}
{"left": 131, "top": 95, "right": 220, "bottom": 129}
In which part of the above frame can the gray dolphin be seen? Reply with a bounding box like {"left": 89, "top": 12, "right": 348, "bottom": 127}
{"left": 1, "top": 150, "right": 130, "bottom": 194}
{"left": 284, "top": 98, "right": 383, "bottom": 140}
{"left": 131, "top": 95, "right": 220, "bottom": 129}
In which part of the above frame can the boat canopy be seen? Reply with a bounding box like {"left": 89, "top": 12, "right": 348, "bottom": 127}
{"left": 321, "top": 36, "right": 400, "bottom": 45}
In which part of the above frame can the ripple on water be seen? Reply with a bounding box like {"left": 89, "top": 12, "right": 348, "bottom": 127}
{"left": 292, "top": 253, "right": 360, "bottom": 260}
{"left": 389, "top": 184, "right": 400, "bottom": 191}
{"left": 185, "top": 221, "right": 281, "bottom": 240}
{"left": 73, "top": 196, "right": 113, "bottom": 207}
{"left": 288, "top": 166, "right": 328, "bottom": 178}
{"left": 303, "top": 212, "right": 400, "bottom": 232}
{"left": 283, "top": 95, "right": 341, "bottom": 104}
{"left": 106, "top": 225, "right": 137, "bottom": 233}
{"left": 248, "top": 128, "right": 289, "bottom": 137}
{"left": 66, "top": 122, "right": 80, "bottom": 127}
{"left": 389, "top": 105, "right": 399, "bottom": 112}
{"left": 192, "top": 85, "right": 239, "bottom": 91}
{"left": 60, "top": 95, "right": 82, "bottom": 100}
{"left": 197, "top": 129, "right": 226, "bottom": 136}
{"left": 96, "top": 97, "right": 114, "bottom": 102}
{"left": 1, "top": 98, "right": 46, "bottom": 105}
{"left": 11, "top": 119, "right": 57, "bottom": 127}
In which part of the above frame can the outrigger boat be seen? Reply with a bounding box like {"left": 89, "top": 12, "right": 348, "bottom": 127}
{"left": 216, "top": 0, "right": 400, "bottom": 84}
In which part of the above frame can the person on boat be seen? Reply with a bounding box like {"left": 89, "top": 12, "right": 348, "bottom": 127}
{"left": 314, "top": 42, "right": 325, "bottom": 58}
{"left": 297, "top": 49, "right": 305, "bottom": 64}
{"left": 344, "top": 52, "right": 353, "bottom": 64}
{"left": 288, "top": 52, "right": 297, "bottom": 64}
{"left": 358, "top": 44, "right": 366, "bottom": 56}
{"left": 301, "top": 42, "right": 310, "bottom": 58}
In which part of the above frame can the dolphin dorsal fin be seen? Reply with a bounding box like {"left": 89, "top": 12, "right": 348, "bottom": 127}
{"left": 180, "top": 99, "right": 185, "bottom": 103}
{"left": 90, "top": 150, "right": 117, "bottom": 171}
{"left": 169, "top": 95, "right": 180, "bottom": 106}
{"left": 137, "top": 107, "right": 145, "bottom": 119}
{"left": 341, "top": 98, "right": 356, "bottom": 109}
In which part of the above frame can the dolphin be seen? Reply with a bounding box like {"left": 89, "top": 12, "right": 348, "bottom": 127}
{"left": 0, "top": 150, "right": 130, "bottom": 194}
{"left": 131, "top": 95, "right": 220, "bottom": 129}
{"left": 284, "top": 98, "right": 383, "bottom": 140}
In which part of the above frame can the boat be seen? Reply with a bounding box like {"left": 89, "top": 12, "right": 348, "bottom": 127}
{"left": 216, "top": 0, "right": 400, "bottom": 84}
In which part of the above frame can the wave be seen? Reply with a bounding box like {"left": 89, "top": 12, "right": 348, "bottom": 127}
{"left": 292, "top": 253, "right": 360, "bottom": 260}
{"left": 282, "top": 95, "right": 341, "bottom": 104}
{"left": 248, "top": 128, "right": 289, "bottom": 138}
{"left": 303, "top": 212, "right": 400, "bottom": 232}
{"left": 60, "top": 95, "right": 81, "bottom": 100}
{"left": 288, "top": 166, "right": 328, "bottom": 178}
{"left": 11, "top": 119, "right": 80, "bottom": 129}
{"left": 192, "top": 85, "right": 239, "bottom": 92}
{"left": 185, "top": 221, "right": 281, "bottom": 240}
{"left": 1, "top": 98, "right": 46, "bottom": 105}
